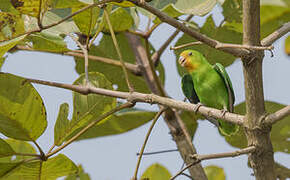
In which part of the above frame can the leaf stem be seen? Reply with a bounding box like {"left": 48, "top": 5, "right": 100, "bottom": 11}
{"left": 103, "top": 7, "right": 134, "bottom": 92}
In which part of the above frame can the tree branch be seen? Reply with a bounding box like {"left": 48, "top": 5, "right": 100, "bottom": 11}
{"left": 265, "top": 105, "right": 290, "bottom": 125}
{"left": 133, "top": 108, "right": 165, "bottom": 180}
{"left": 14, "top": 74, "right": 244, "bottom": 128}
{"left": 261, "top": 22, "right": 290, "bottom": 46}
{"left": 15, "top": 45, "right": 141, "bottom": 75}
{"left": 170, "top": 146, "right": 256, "bottom": 180}
{"left": 128, "top": 0, "right": 249, "bottom": 57}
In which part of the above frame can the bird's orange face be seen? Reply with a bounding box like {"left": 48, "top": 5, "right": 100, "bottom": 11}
{"left": 179, "top": 50, "right": 198, "bottom": 72}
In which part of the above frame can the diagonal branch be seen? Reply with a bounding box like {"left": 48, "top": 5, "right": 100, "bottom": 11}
{"left": 104, "top": 7, "right": 134, "bottom": 92}
{"left": 261, "top": 22, "right": 290, "bottom": 46}
{"left": 265, "top": 105, "right": 290, "bottom": 125}
{"left": 15, "top": 45, "right": 141, "bottom": 75}
{"left": 170, "top": 146, "right": 256, "bottom": 180}
{"left": 133, "top": 108, "right": 165, "bottom": 180}
{"left": 14, "top": 74, "right": 244, "bottom": 128}
{"left": 128, "top": 0, "right": 249, "bottom": 57}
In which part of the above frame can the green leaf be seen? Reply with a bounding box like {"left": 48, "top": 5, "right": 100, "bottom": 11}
{"left": 52, "top": 0, "right": 84, "bottom": 8}
{"left": 75, "top": 108, "right": 156, "bottom": 141}
{"left": 0, "top": 73, "right": 47, "bottom": 141}
{"left": 1, "top": 154, "right": 78, "bottom": 180}
{"left": 225, "top": 101, "right": 290, "bottom": 154}
{"left": 0, "top": 162, "right": 22, "bottom": 178}
{"left": 0, "top": 0, "right": 20, "bottom": 14}
{"left": 205, "top": 165, "right": 226, "bottom": 180}
{"left": 102, "top": 7, "right": 134, "bottom": 33}
{"left": 153, "top": 4, "right": 184, "bottom": 24}
{"left": 64, "top": 165, "right": 91, "bottom": 180}
{"left": 72, "top": 5, "right": 100, "bottom": 35}
{"left": 141, "top": 163, "right": 171, "bottom": 180}
{"left": 174, "top": 16, "right": 241, "bottom": 76}
{"left": 174, "top": 0, "right": 217, "bottom": 15}
{"left": 222, "top": 0, "right": 242, "bottom": 23}
{"left": 0, "top": 139, "right": 36, "bottom": 163}
{"left": 285, "top": 35, "right": 290, "bottom": 55}
{"left": 0, "top": 35, "right": 26, "bottom": 58}
{"left": 54, "top": 72, "right": 116, "bottom": 146}
{"left": 260, "top": 5, "right": 290, "bottom": 38}
{"left": 111, "top": 1, "right": 135, "bottom": 7}
{"left": 74, "top": 33, "right": 165, "bottom": 93}
{"left": 138, "top": 0, "right": 177, "bottom": 19}
{"left": 0, "top": 139, "right": 15, "bottom": 158}
{"left": 0, "top": 57, "right": 5, "bottom": 70}
{"left": 28, "top": 32, "right": 68, "bottom": 52}
{"left": 0, "top": 12, "right": 25, "bottom": 41}
{"left": 10, "top": 0, "right": 52, "bottom": 17}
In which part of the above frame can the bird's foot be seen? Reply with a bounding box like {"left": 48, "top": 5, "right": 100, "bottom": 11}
{"left": 221, "top": 109, "right": 228, "bottom": 118}
{"left": 193, "top": 103, "right": 203, "bottom": 113}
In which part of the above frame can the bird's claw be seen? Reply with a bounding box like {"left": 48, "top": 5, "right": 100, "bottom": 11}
{"left": 193, "top": 103, "right": 203, "bottom": 113}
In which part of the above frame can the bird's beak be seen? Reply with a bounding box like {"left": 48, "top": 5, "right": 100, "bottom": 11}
{"left": 179, "top": 56, "right": 186, "bottom": 67}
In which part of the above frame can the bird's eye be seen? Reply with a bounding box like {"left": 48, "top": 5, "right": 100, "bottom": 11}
{"left": 188, "top": 52, "right": 192, "bottom": 56}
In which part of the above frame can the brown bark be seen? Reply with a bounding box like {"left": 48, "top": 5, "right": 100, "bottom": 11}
{"left": 242, "top": 0, "right": 275, "bottom": 179}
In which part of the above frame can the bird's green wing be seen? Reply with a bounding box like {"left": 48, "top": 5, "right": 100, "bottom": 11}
{"left": 213, "top": 63, "right": 235, "bottom": 112}
{"left": 181, "top": 74, "right": 200, "bottom": 104}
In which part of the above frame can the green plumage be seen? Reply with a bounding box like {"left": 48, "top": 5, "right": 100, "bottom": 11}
{"left": 179, "top": 50, "right": 238, "bottom": 136}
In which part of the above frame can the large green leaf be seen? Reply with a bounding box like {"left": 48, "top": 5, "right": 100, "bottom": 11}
{"left": 141, "top": 163, "right": 171, "bottom": 180}
{"left": 0, "top": 139, "right": 15, "bottom": 158}
{"left": 102, "top": 7, "right": 134, "bottom": 33}
{"left": 222, "top": 0, "right": 242, "bottom": 23}
{"left": 174, "top": 0, "right": 217, "bottom": 15}
{"left": 0, "top": 139, "right": 36, "bottom": 163}
{"left": 75, "top": 108, "right": 156, "bottom": 141}
{"left": 54, "top": 72, "right": 116, "bottom": 146}
{"left": 74, "top": 33, "right": 165, "bottom": 93}
{"left": 0, "top": 35, "right": 26, "bottom": 58}
{"left": 0, "top": 162, "right": 22, "bottom": 178}
{"left": 0, "top": 0, "right": 20, "bottom": 14}
{"left": 0, "top": 12, "right": 24, "bottom": 41}
{"left": 225, "top": 101, "right": 290, "bottom": 154}
{"left": 205, "top": 165, "right": 226, "bottom": 180}
{"left": 1, "top": 154, "right": 78, "bottom": 180}
{"left": 28, "top": 32, "right": 69, "bottom": 53}
{"left": 137, "top": 0, "right": 177, "bottom": 19}
{"left": 153, "top": 4, "right": 184, "bottom": 24}
{"left": 64, "top": 165, "right": 91, "bottom": 180}
{"left": 72, "top": 5, "right": 100, "bottom": 35}
{"left": 0, "top": 73, "right": 47, "bottom": 141}
{"left": 52, "top": 0, "right": 84, "bottom": 8}
{"left": 179, "top": 111, "right": 201, "bottom": 139}
{"left": 174, "top": 16, "right": 241, "bottom": 76}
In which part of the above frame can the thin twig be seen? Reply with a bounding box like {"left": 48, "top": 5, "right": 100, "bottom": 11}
{"left": 68, "top": 34, "right": 90, "bottom": 83}
{"left": 137, "top": 149, "right": 178, "bottom": 156}
{"left": 152, "top": 15, "right": 194, "bottom": 66}
{"left": 265, "top": 105, "right": 290, "bottom": 125}
{"left": 181, "top": 173, "right": 194, "bottom": 180}
{"left": 46, "top": 102, "right": 135, "bottom": 158}
{"left": 104, "top": 7, "right": 134, "bottom": 92}
{"left": 215, "top": 43, "right": 273, "bottom": 50}
{"left": 47, "top": 144, "right": 56, "bottom": 154}
{"left": 37, "top": 0, "right": 43, "bottom": 29}
{"left": 170, "top": 146, "right": 256, "bottom": 180}
{"left": 261, "top": 22, "right": 290, "bottom": 46}
{"left": 15, "top": 45, "right": 141, "bottom": 75}
{"left": 14, "top": 153, "right": 40, "bottom": 157}
{"left": 170, "top": 41, "right": 203, "bottom": 50}
{"left": 14, "top": 75, "right": 245, "bottom": 128}
{"left": 32, "top": 141, "right": 46, "bottom": 160}
{"left": 133, "top": 108, "right": 165, "bottom": 180}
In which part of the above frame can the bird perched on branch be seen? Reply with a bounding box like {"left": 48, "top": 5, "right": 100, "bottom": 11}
{"left": 178, "top": 49, "right": 238, "bottom": 136}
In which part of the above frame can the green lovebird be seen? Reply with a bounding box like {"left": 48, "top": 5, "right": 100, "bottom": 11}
{"left": 178, "top": 49, "right": 238, "bottom": 136}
